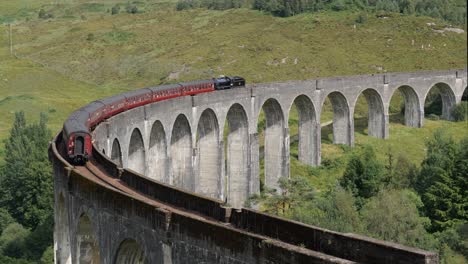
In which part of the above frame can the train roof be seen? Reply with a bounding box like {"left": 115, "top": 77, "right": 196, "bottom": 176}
{"left": 98, "top": 94, "right": 126, "bottom": 105}
{"left": 148, "top": 83, "right": 183, "bottom": 93}
{"left": 63, "top": 110, "right": 89, "bottom": 135}
{"left": 83, "top": 101, "right": 106, "bottom": 114}
{"left": 121, "top": 88, "right": 152, "bottom": 99}
{"left": 181, "top": 79, "right": 214, "bottom": 86}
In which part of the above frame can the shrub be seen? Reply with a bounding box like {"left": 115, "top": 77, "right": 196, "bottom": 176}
{"left": 111, "top": 5, "right": 120, "bottom": 15}
{"left": 427, "top": 114, "right": 440, "bottom": 121}
{"left": 451, "top": 102, "right": 467, "bottom": 121}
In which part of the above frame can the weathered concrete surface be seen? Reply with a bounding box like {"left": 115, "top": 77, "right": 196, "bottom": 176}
{"left": 92, "top": 69, "right": 467, "bottom": 208}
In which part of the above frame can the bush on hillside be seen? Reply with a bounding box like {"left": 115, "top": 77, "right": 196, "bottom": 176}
{"left": 451, "top": 102, "right": 467, "bottom": 121}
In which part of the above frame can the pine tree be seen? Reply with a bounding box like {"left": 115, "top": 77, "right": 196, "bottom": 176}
{"left": 0, "top": 112, "right": 53, "bottom": 229}
{"left": 416, "top": 130, "right": 467, "bottom": 232}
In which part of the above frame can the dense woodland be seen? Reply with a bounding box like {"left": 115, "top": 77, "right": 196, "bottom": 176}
{"left": 176, "top": 0, "right": 467, "bottom": 24}
{"left": 0, "top": 113, "right": 53, "bottom": 263}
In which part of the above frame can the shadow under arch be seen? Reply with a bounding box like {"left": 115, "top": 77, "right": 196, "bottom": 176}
{"left": 353, "top": 88, "right": 386, "bottom": 138}
{"left": 148, "top": 121, "right": 167, "bottom": 182}
{"left": 170, "top": 114, "right": 192, "bottom": 191}
{"left": 128, "top": 128, "right": 145, "bottom": 175}
{"left": 75, "top": 214, "right": 100, "bottom": 264}
{"left": 114, "top": 239, "right": 147, "bottom": 264}
{"left": 321, "top": 91, "right": 351, "bottom": 145}
{"left": 111, "top": 138, "right": 123, "bottom": 167}
{"left": 424, "top": 82, "right": 456, "bottom": 120}
{"left": 389, "top": 85, "right": 421, "bottom": 127}
{"left": 289, "top": 94, "right": 318, "bottom": 166}
{"left": 224, "top": 103, "right": 249, "bottom": 208}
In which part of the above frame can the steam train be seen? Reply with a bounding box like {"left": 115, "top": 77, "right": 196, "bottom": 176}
{"left": 63, "top": 76, "right": 246, "bottom": 165}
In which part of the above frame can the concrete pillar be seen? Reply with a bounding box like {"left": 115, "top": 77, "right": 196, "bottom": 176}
{"left": 148, "top": 121, "right": 168, "bottom": 182}
{"left": 348, "top": 107, "right": 355, "bottom": 147}
{"left": 111, "top": 138, "right": 123, "bottom": 167}
{"left": 263, "top": 100, "right": 285, "bottom": 191}
{"left": 127, "top": 129, "right": 145, "bottom": 175}
{"left": 195, "top": 110, "right": 221, "bottom": 199}
{"left": 170, "top": 115, "right": 193, "bottom": 191}
{"left": 55, "top": 194, "right": 71, "bottom": 264}
{"left": 249, "top": 132, "right": 260, "bottom": 196}
{"left": 315, "top": 121, "right": 322, "bottom": 165}
{"left": 328, "top": 92, "right": 351, "bottom": 146}
{"left": 362, "top": 89, "right": 386, "bottom": 139}
{"left": 293, "top": 95, "right": 318, "bottom": 166}
{"left": 225, "top": 104, "right": 249, "bottom": 208}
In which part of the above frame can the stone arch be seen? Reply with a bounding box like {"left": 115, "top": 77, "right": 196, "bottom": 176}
{"left": 322, "top": 92, "right": 351, "bottom": 145}
{"left": 260, "top": 98, "right": 286, "bottom": 191}
{"left": 128, "top": 129, "right": 145, "bottom": 175}
{"left": 354, "top": 89, "right": 386, "bottom": 138}
{"left": 390, "top": 85, "right": 421, "bottom": 127}
{"left": 147, "top": 121, "right": 167, "bottom": 182}
{"left": 225, "top": 103, "right": 249, "bottom": 208}
{"left": 196, "top": 109, "right": 221, "bottom": 199}
{"left": 56, "top": 193, "right": 71, "bottom": 264}
{"left": 76, "top": 214, "right": 100, "bottom": 264}
{"left": 463, "top": 86, "right": 468, "bottom": 101}
{"left": 114, "top": 239, "right": 147, "bottom": 264}
{"left": 289, "top": 95, "right": 318, "bottom": 166}
{"left": 111, "top": 138, "right": 123, "bottom": 167}
{"left": 170, "top": 114, "right": 193, "bottom": 191}
{"left": 424, "top": 82, "right": 456, "bottom": 120}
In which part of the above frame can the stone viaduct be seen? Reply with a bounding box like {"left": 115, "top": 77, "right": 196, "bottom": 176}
{"left": 51, "top": 69, "right": 467, "bottom": 264}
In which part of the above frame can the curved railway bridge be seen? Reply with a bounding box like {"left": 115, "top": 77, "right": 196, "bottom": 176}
{"left": 50, "top": 69, "right": 467, "bottom": 264}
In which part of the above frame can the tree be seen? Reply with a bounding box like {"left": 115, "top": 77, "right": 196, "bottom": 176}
{"left": 360, "top": 189, "right": 437, "bottom": 250}
{"left": 292, "top": 186, "right": 363, "bottom": 233}
{"left": 111, "top": 5, "right": 120, "bottom": 15}
{"left": 0, "top": 223, "right": 30, "bottom": 259}
{"left": 0, "top": 209, "right": 14, "bottom": 235}
{"left": 0, "top": 112, "right": 53, "bottom": 229}
{"left": 451, "top": 102, "right": 467, "bottom": 121}
{"left": 416, "top": 130, "right": 467, "bottom": 232}
{"left": 340, "top": 146, "right": 384, "bottom": 207}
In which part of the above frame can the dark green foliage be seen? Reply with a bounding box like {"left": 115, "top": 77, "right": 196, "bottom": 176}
{"left": 38, "top": 9, "right": 53, "bottom": 19}
{"left": 0, "top": 223, "right": 30, "bottom": 259}
{"left": 177, "top": 0, "right": 244, "bottom": 11}
{"left": 424, "top": 89, "right": 443, "bottom": 117}
{"left": 383, "top": 153, "right": 419, "bottom": 189}
{"left": 126, "top": 4, "right": 139, "bottom": 14}
{"left": 111, "top": 5, "right": 120, "bottom": 15}
{"left": 250, "top": 176, "right": 316, "bottom": 215}
{"left": 360, "top": 189, "right": 437, "bottom": 250}
{"left": 249, "top": 0, "right": 466, "bottom": 23}
{"left": 292, "top": 186, "right": 364, "bottom": 233}
{"left": 451, "top": 102, "right": 467, "bottom": 121}
{"left": 0, "top": 209, "right": 14, "bottom": 235}
{"left": 0, "top": 112, "right": 53, "bottom": 229}
{"left": 0, "top": 112, "right": 53, "bottom": 263}
{"left": 415, "top": 130, "right": 467, "bottom": 232}
{"left": 340, "top": 146, "right": 384, "bottom": 207}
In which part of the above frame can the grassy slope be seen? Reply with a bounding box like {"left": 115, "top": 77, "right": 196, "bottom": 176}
{"left": 0, "top": 1, "right": 466, "bottom": 156}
